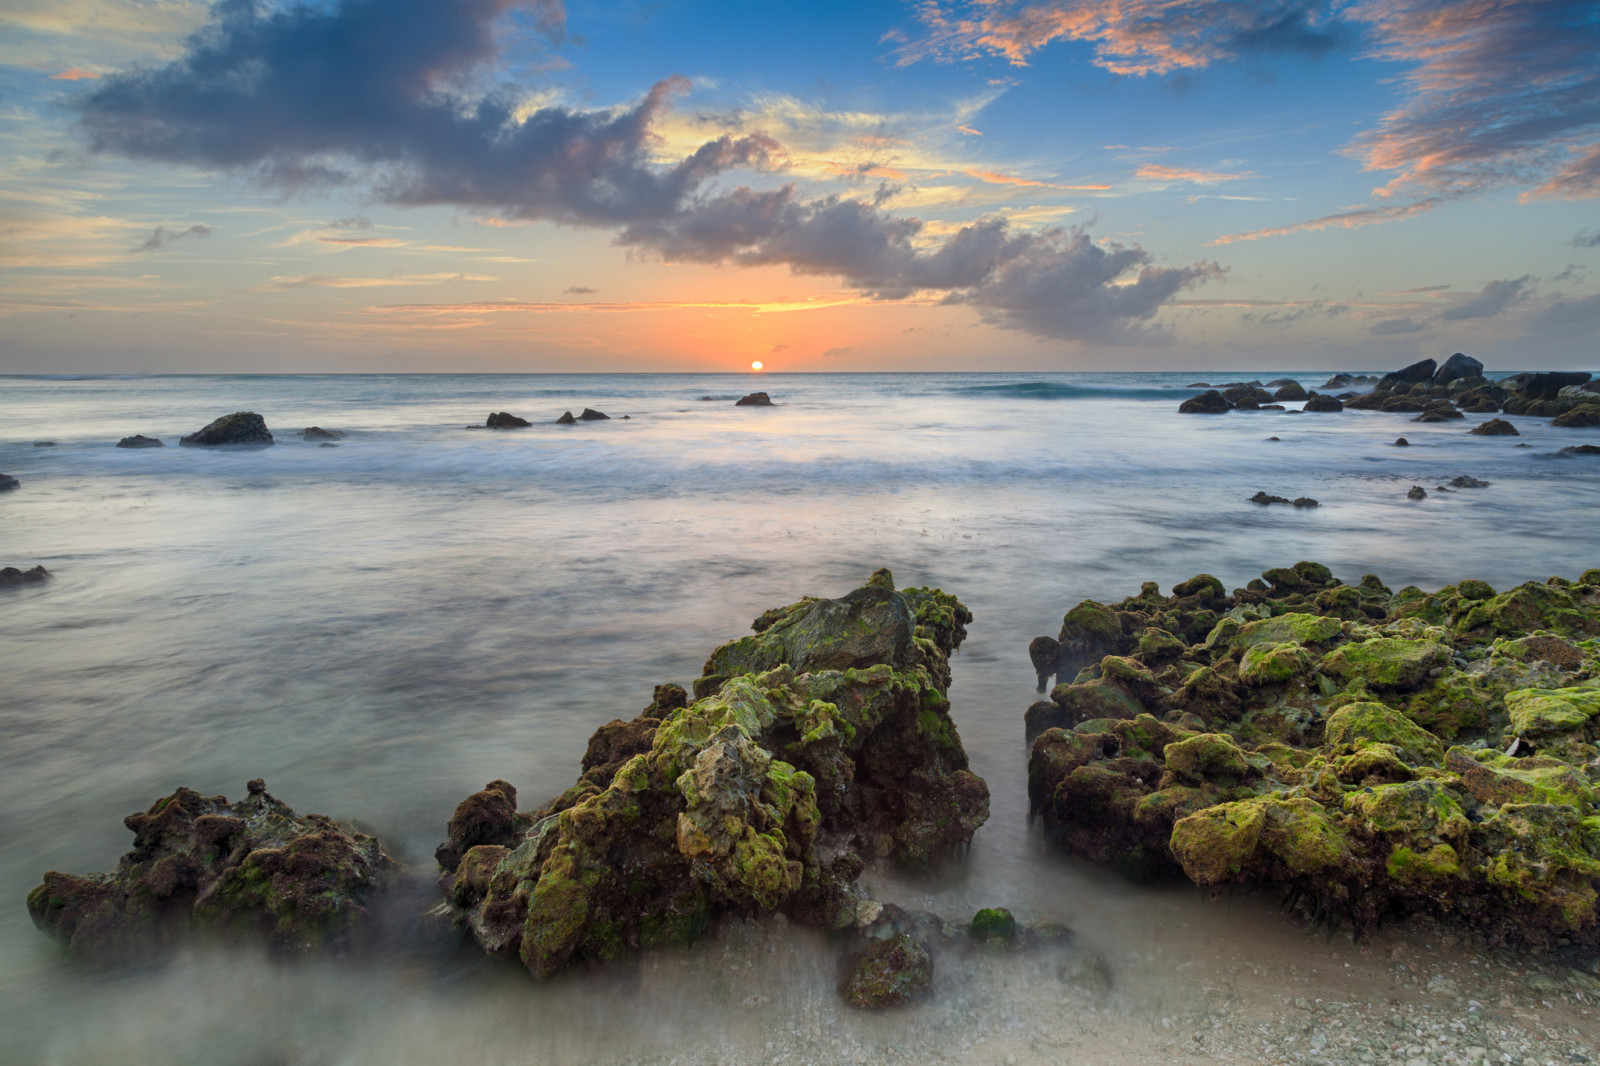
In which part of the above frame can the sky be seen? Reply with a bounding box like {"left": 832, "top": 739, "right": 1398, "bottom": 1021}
{"left": 1, "top": 0, "right": 1598, "bottom": 372}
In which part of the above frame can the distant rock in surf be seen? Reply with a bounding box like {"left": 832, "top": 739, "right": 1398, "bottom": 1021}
{"left": 1273, "top": 382, "right": 1307, "bottom": 402}
{"left": 1407, "top": 485, "right": 1427, "bottom": 499}
{"left": 736, "top": 391, "right": 775, "bottom": 406}
{"left": 1433, "top": 352, "right": 1483, "bottom": 386}
{"left": 699, "top": 395, "right": 715, "bottom": 401}
{"left": 1179, "top": 390, "right": 1230, "bottom": 414}
{"left": 1301, "top": 393, "right": 1343, "bottom": 412}
{"left": 180, "top": 412, "right": 274, "bottom": 447}
{"left": 1559, "top": 444, "right": 1600, "bottom": 456}
{"left": 1449, "top": 475, "right": 1490, "bottom": 488}
{"left": 0, "top": 565, "right": 49, "bottom": 587}
{"left": 1469, "top": 418, "right": 1518, "bottom": 436}
{"left": 577, "top": 408, "right": 610, "bottom": 421}
{"left": 1394, "top": 437, "right": 1410, "bottom": 446}
{"left": 0, "top": 474, "right": 18, "bottom": 491}
{"left": 486, "top": 412, "right": 531, "bottom": 429}
{"left": 302, "top": 427, "right": 346, "bottom": 441}
{"left": 116, "top": 434, "right": 164, "bottom": 448}
{"left": 34, "top": 441, "right": 55, "bottom": 447}
{"left": 554, "top": 411, "right": 577, "bottom": 425}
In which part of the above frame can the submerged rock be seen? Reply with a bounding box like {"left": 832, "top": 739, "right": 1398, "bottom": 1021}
{"left": 735, "top": 392, "right": 775, "bottom": 406}
{"left": 1407, "top": 485, "right": 1427, "bottom": 499}
{"left": 0, "top": 474, "right": 19, "bottom": 491}
{"left": 34, "top": 441, "right": 56, "bottom": 447}
{"left": 1179, "top": 390, "right": 1230, "bottom": 414}
{"left": 116, "top": 435, "right": 164, "bottom": 448}
{"left": 180, "top": 412, "right": 274, "bottom": 447}
{"left": 27, "top": 780, "right": 394, "bottom": 960}
{"left": 576, "top": 408, "right": 611, "bottom": 421}
{"left": 1449, "top": 475, "right": 1490, "bottom": 488}
{"left": 1025, "top": 563, "right": 1600, "bottom": 946}
{"left": 1394, "top": 438, "right": 1410, "bottom": 446}
{"left": 1559, "top": 445, "right": 1600, "bottom": 457}
{"left": 1302, "top": 393, "right": 1343, "bottom": 412}
{"left": 302, "top": 427, "right": 347, "bottom": 441}
{"left": 841, "top": 933, "right": 933, "bottom": 1007}
{"left": 1470, "top": 418, "right": 1519, "bottom": 436}
{"left": 0, "top": 565, "right": 49, "bottom": 587}
{"left": 435, "top": 570, "right": 989, "bottom": 979}
{"left": 486, "top": 412, "right": 532, "bottom": 429}
{"left": 554, "top": 411, "right": 577, "bottom": 425}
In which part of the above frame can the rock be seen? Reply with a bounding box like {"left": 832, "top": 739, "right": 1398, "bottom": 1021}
{"left": 26, "top": 781, "right": 394, "bottom": 960}
{"left": 1274, "top": 382, "right": 1308, "bottom": 402}
{"left": 1394, "top": 438, "right": 1410, "bottom": 446}
{"left": 434, "top": 570, "right": 988, "bottom": 979}
{"left": 968, "top": 907, "right": 1018, "bottom": 947}
{"left": 116, "top": 435, "right": 164, "bottom": 448}
{"left": 1187, "top": 382, "right": 1211, "bottom": 388}
{"left": 486, "top": 412, "right": 532, "bottom": 429}
{"left": 1552, "top": 404, "right": 1600, "bottom": 428}
{"left": 1558, "top": 444, "right": 1600, "bottom": 456}
{"left": 1448, "top": 476, "right": 1490, "bottom": 488}
{"left": 736, "top": 392, "right": 775, "bottom": 406}
{"left": 0, "top": 474, "right": 18, "bottom": 491}
{"left": 1266, "top": 436, "right": 1280, "bottom": 441}
{"left": 1513, "top": 371, "right": 1591, "bottom": 400}
{"left": 1302, "top": 393, "right": 1343, "bottom": 412}
{"left": 576, "top": 408, "right": 610, "bottom": 421}
{"left": 34, "top": 441, "right": 56, "bottom": 447}
{"left": 1251, "top": 491, "right": 1291, "bottom": 505}
{"left": 554, "top": 411, "right": 577, "bottom": 424}
{"left": 0, "top": 565, "right": 50, "bottom": 587}
{"left": 1179, "top": 390, "right": 1230, "bottom": 414}
{"left": 699, "top": 395, "right": 715, "bottom": 401}
{"left": 1433, "top": 353, "right": 1484, "bottom": 387}
{"left": 1381, "top": 359, "right": 1438, "bottom": 388}
{"left": 179, "top": 412, "right": 274, "bottom": 447}
{"left": 1292, "top": 497, "right": 1318, "bottom": 507}
{"left": 841, "top": 933, "right": 933, "bottom": 1007}
{"left": 319, "top": 443, "right": 338, "bottom": 448}
{"left": 1407, "top": 485, "right": 1427, "bottom": 499}
{"left": 1469, "top": 418, "right": 1518, "bottom": 436}
{"left": 301, "top": 427, "right": 346, "bottom": 441}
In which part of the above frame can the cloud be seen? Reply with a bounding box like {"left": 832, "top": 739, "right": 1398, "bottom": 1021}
{"left": 964, "top": 168, "right": 1055, "bottom": 188}
{"left": 51, "top": 68, "right": 100, "bottom": 80}
{"left": 770, "top": 343, "right": 790, "bottom": 352}
{"left": 260, "top": 272, "right": 495, "bottom": 290}
{"left": 1439, "top": 275, "right": 1532, "bottom": 321}
{"left": 1531, "top": 145, "right": 1600, "bottom": 201}
{"left": 1370, "top": 316, "right": 1427, "bottom": 335}
{"left": 889, "top": 0, "right": 1345, "bottom": 74}
{"left": 317, "top": 236, "right": 406, "bottom": 247}
{"left": 1212, "top": 198, "right": 1439, "bottom": 244}
{"left": 1135, "top": 163, "right": 1248, "bottom": 184}
{"left": 821, "top": 346, "right": 857, "bottom": 358}
{"left": 131, "top": 222, "right": 212, "bottom": 252}
{"left": 1574, "top": 227, "right": 1600, "bottom": 248}
{"left": 563, "top": 285, "right": 596, "bottom": 294}
{"left": 324, "top": 216, "right": 374, "bottom": 230}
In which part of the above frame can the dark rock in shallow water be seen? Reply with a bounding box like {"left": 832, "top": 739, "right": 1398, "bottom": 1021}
{"left": 1394, "top": 437, "right": 1410, "bottom": 446}
{"left": 302, "top": 427, "right": 346, "bottom": 441}
{"left": 1559, "top": 444, "right": 1600, "bottom": 456}
{"left": 1178, "top": 390, "right": 1230, "bottom": 414}
{"left": 1553, "top": 404, "right": 1600, "bottom": 428}
{"left": 34, "top": 441, "right": 55, "bottom": 447}
{"left": 576, "top": 408, "right": 610, "bottom": 421}
{"left": 319, "top": 443, "right": 338, "bottom": 448}
{"left": 1292, "top": 497, "right": 1318, "bottom": 507}
{"left": 180, "top": 412, "right": 274, "bottom": 447}
{"left": 1186, "top": 382, "right": 1211, "bottom": 388}
{"left": 1470, "top": 418, "right": 1519, "bottom": 436}
{"left": 0, "top": 474, "right": 18, "bottom": 491}
{"left": 1448, "top": 475, "right": 1490, "bottom": 488}
{"left": 699, "top": 395, "right": 715, "bottom": 401}
{"left": 1407, "top": 485, "right": 1427, "bottom": 499}
{"left": 1273, "top": 381, "right": 1307, "bottom": 402}
{"left": 1433, "top": 352, "right": 1483, "bottom": 386}
{"left": 1302, "top": 393, "right": 1343, "bottom": 412}
{"left": 554, "top": 411, "right": 577, "bottom": 425}
{"left": 27, "top": 781, "right": 394, "bottom": 960}
{"left": 486, "top": 412, "right": 532, "bottom": 429}
{"left": 841, "top": 933, "right": 933, "bottom": 1007}
{"left": 117, "top": 434, "right": 164, "bottom": 448}
{"left": 434, "top": 570, "right": 988, "bottom": 979}
{"left": 0, "top": 565, "right": 49, "bottom": 587}
{"left": 735, "top": 392, "right": 775, "bottom": 406}
{"left": 1513, "top": 371, "right": 1591, "bottom": 400}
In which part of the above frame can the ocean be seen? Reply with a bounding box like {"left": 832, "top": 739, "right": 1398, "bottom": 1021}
{"left": 3, "top": 371, "right": 1598, "bottom": 1064}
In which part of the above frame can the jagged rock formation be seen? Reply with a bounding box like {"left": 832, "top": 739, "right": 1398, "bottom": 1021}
{"left": 27, "top": 780, "right": 394, "bottom": 959}
{"left": 486, "top": 412, "right": 532, "bottom": 428}
{"left": 435, "top": 570, "right": 989, "bottom": 978}
{"left": 179, "top": 412, "right": 274, "bottom": 446}
{"left": 1025, "top": 564, "right": 1600, "bottom": 946}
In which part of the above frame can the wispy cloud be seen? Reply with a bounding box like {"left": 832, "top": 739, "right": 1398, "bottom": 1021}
{"left": 132, "top": 222, "right": 212, "bottom": 252}
{"left": 563, "top": 285, "right": 597, "bottom": 295}
{"left": 1574, "top": 227, "right": 1600, "bottom": 248}
{"left": 260, "top": 273, "right": 494, "bottom": 290}
{"left": 50, "top": 68, "right": 100, "bottom": 80}
{"left": 1439, "top": 275, "right": 1531, "bottom": 321}
{"left": 1135, "top": 163, "right": 1249, "bottom": 184}
{"left": 1211, "top": 198, "right": 1439, "bottom": 244}
{"left": 316, "top": 236, "right": 407, "bottom": 247}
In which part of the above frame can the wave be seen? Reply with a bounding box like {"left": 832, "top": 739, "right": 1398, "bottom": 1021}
{"left": 944, "top": 381, "right": 1199, "bottom": 401}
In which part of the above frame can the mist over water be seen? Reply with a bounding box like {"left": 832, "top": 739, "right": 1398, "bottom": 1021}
{"left": 3, "top": 372, "right": 1598, "bottom": 1063}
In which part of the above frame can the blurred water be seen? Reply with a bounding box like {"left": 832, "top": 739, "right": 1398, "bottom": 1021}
{"left": 2, "top": 372, "right": 1598, "bottom": 1063}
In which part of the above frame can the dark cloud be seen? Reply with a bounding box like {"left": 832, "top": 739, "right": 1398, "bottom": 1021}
{"left": 324, "top": 216, "right": 374, "bottom": 230}
{"left": 1371, "top": 316, "right": 1426, "bottom": 335}
{"left": 563, "top": 285, "right": 596, "bottom": 294}
{"left": 1574, "top": 227, "right": 1600, "bottom": 248}
{"left": 821, "top": 346, "right": 857, "bottom": 359}
{"left": 132, "top": 223, "right": 214, "bottom": 252}
{"left": 78, "top": 0, "right": 1217, "bottom": 343}
{"left": 1440, "top": 275, "right": 1532, "bottom": 321}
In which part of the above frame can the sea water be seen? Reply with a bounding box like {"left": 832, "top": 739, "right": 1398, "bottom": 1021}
{"left": 2, "top": 372, "right": 1597, "bottom": 1064}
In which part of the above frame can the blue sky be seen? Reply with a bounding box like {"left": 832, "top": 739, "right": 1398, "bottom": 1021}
{"left": 1, "top": 0, "right": 1597, "bottom": 371}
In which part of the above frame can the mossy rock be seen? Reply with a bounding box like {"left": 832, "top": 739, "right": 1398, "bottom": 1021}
{"left": 1049, "top": 678, "right": 1146, "bottom": 726}
{"left": 1506, "top": 687, "right": 1600, "bottom": 737}
{"left": 1062, "top": 600, "right": 1121, "bottom": 645}
{"left": 1386, "top": 843, "right": 1461, "bottom": 883}
{"left": 1173, "top": 574, "right": 1226, "bottom": 601}
{"left": 1233, "top": 613, "right": 1342, "bottom": 649}
{"left": 1238, "top": 641, "right": 1312, "bottom": 686}
{"left": 1344, "top": 780, "right": 1470, "bottom": 838}
{"left": 968, "top": 906, "right": 1018, "bottom": 946}
{"left": 1325, "top": 702, "right": 1444, "bottom": 766}
{"left": 1319, "top": 638, "right": 1449, "bottom": 692}
{"left": 1163, "top": 733, "right": 1251, "bottom": 785}
{"left": 842, "top": 933, "right": 933, "bottom": 1007}
{"left": 1457, "top": 583, "right": 1594, "bottom": 639}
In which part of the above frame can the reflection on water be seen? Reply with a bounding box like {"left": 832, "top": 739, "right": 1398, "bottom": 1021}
{"left": 3, "top": 372, "right": 1598, "bottom": 1062}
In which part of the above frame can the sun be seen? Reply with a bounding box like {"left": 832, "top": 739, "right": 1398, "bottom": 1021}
{"left": 750, "top": 360, "right": 764, "bottom": 370}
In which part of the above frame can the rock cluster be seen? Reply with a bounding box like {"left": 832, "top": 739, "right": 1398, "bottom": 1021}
{"left": 180, "top": 412, "right": 274, "bottom": 446}
{"left": 1340, "top": 355, "right": 1600, "bottom": 429}
{"left": 487, "top": 412, "right": 532, "bottom": 428}
{"left": 1025, "top": 564, "right": 1600, "bottom": 945}
{"left": 0, "top": 565, "right": 49, "bottom": 587}
{"left": 117, "top": 434, "right": 164, "bottom": 448}
{"left": 433, "top": 570, "right": 990, "bottom": 979}
{"left": 0, "top": 474, "right": 18, "bottom": 491}
{"left": 1178, "top": 381, "right": 1342, "bottom": 414}
{"left": 27, "top": 780, "right": 394, "bottom": 960}
{"left": 1249, "top": 492, "right": 1318, "bottom": 507}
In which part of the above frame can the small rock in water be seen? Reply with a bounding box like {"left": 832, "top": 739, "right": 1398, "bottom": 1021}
{"left": 1292, "top": 497, "right": 1319, "bottom": 507}
{"left": 33, "top": 441, "right": 56, "bottom": 447}
{"left": 576, "top": 408, "right": 611, "bottom": 421}
{"left": 302, "top": 426, "right": 347, "bottom": 441}
{"left": 736, "top": 391, "right": 775, "bottom": 406}
{"left": 841, "top": 933, "right": 933, "bottom": 1008}
{"left": 1266, "top": 436, "right": 1281, "bottom": 441}
{"left": 0, "top": 474, "right": 19, "bottom": 491}
{"left": 0, "top": 565, "right": 50, "bottom": 587}
{"left": 1394, "top": 437, "right": 1410, "bottom": 446}
{"left": 116, "top": 434, "right": 164, "bottom": 448}
{"left": 180, "top": 411, "right": 274, "bottom": 446}
{"left": 699, "top": 395, "right": 715, "bottom": 401}
{"left": 319, "top": 442, "right": 339, "bottom": 448}
{"left": 554, "top": 411, "right": 577, "bottom": 424}
{"left": 485, "top": 412, "right": 531, "bottom": 429}
{"left": 1469, "top": 417, "right": 1518, "bottom": 436}
{"left": 1407, "top": 485, "right": 1427, "bottom": 499}
{"left": 1558, "top": 444, "right": 1600, "bottom": 456}
{"left": 1449, "top": 475, "right": 1490, "bottom": 488}
{"left": 1250, "top": 491, "right": 1292, "bottom": 505}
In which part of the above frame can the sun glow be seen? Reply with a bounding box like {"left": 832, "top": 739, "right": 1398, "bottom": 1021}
{"left": 751, "top": 360, "right": 763, "bottom": 370}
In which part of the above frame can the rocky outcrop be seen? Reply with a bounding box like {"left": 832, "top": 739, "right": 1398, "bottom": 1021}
{"left": 1470, "top": 418, "right": 1519, "bottom": 437}
{"left": 1273, "top": 382, "right": 1308, "bottom": 402}
{"left": 1179, "top": 390, "right": 1231, "bottom": 414}
{"left": 180, "top": 412, "right": 274, "bottom": 447}
{"left": 577, "top": 408, "right": 611, "bottom": 421}
{"left": 1025, "top": 563, "right": 1600, "bottom": 945}
{"left": 555, "top": 411, "right": 577, "bottom": 425}
{"left": 0, "top": 565, "right": 49, "bottom": 587}
{"left": 1434, "top": 353, "right": 1484, "bottom": 387}
{"left": 1380, "top": 359, "right": 1437, "bottom": 388}
{"left": 736, "top": 392, "right": 775, "bottom": 406}
{"left": 1302, "top": 393, "right": 1343, "bottom": 412}
{"left": 1249, "top": 492, "right": 1317, "bottom": 507}
{"left": 434, "top": 570, "right": 989, "bottom": 979}
{"left": 1553, "top": 405, "right": 1600, "bottom": 428}
{"left": 302, "top": 427, "right": 347, "bottom": 441}
{"left": 486, "top": 412, "right": 532, "bottom": 428}
{"left": 0, "top": 474, "right": 19, "bottom": 491}
{"left": 116, "top": 435, "right": 164, "bottom": 448}
{"left": 1509, "top": 372, "right": 1591, "bottom": 401}
{"left": 27, "top": 780, "right": 394, "bottom": 960}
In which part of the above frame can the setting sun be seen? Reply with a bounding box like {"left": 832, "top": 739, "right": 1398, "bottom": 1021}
{"left": 750, "top": 360, "right": 763, "bottom": 370}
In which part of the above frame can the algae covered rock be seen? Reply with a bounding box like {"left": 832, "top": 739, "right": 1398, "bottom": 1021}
{"left": 1023, "top": 562, "right": 1600, "bottom": 946}
{"left": 27, "top": 780, "right": 394, "bottom": 960}
{"left": 179, "top": 411, "right": 274, "bottom": 446}
{"left": 842, "top": 933, "right": 933, "bottom": 1007}
{"left": 437, "top": 570, "right": 989, "bottom": 978}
